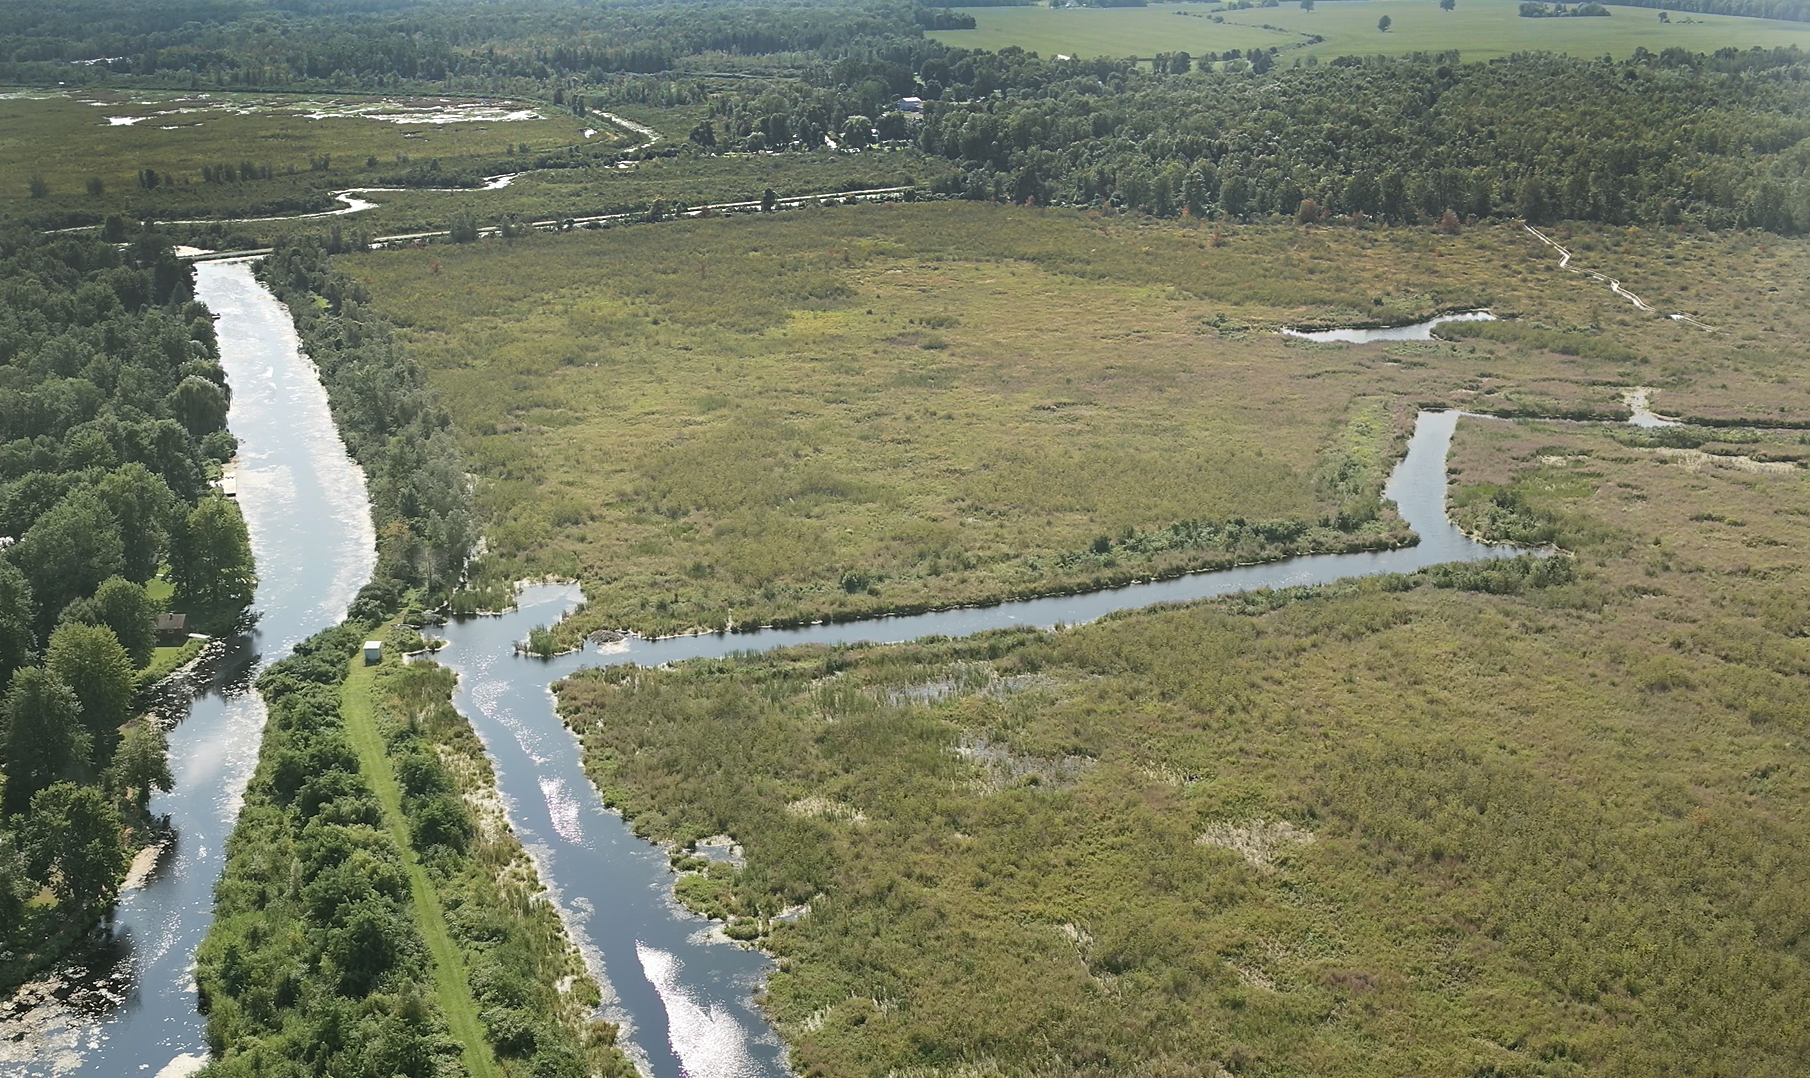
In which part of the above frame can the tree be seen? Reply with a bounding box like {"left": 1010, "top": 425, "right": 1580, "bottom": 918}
{"left": 1171, "top": 51, "right": 1192, "bottom": 75}
{"left": 96, "top": 463, "right": 181, "bottom": 583}
{"left": 1183, "top": 167, "right": 1210, "bottom": 217}
{"left": 1441, "top": 0, "right": 1456, "bottom": 9}
{"left": 28, "top": 175, "right": 48, "bottom": 199}
{"left": 165, "top": 375, "right": 230, "bottom": 438}
{"left": 1301, "top": 0, "right": 1314, "bottom": 9}
{"left": 171, "top": 495, "right": 257, "bottom": 618}
{"left": 24, "top": 783, "right": 125, "bottom": 916}
{"left": 841, "top": 115, "right": 874, "bottom": 149}
{"left": 688, "top": 120, "right": 716, "bottom": 148}
{"left": 9, "top": 489, "right": 125, "bottom": 632}
{"left": 90, "top": 577, "right": 159, "bottom": 668}
{"left": 113, "top": 722, "right": 173, "bottom": 817}
{"left": 2, "top": 667, "right": 89, "bottom": 817}
{"left": 0, "top": 562, "right": 34, "bottom": 687}
{"left": 1378, "top": 14, "right": 1393, "bottom": 30}
{"left": 47, "top": 624, "right": 136, "bottom": 751}
{"left": 761, "top": 188, "right": 778, "bottom": 212}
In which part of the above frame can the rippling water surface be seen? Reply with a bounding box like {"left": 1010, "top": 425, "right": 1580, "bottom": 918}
{"left": 0, "top": 262, "right": 375, "bottom": 1078}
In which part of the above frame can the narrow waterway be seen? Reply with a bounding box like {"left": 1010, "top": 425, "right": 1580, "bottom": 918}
{"left": 0, "top": 262, "right": 377, "bottom": 1078}
{"left": 1282, "top": 310, "right": 1496, "bottom": 343}
{"left": 429, "top": 406, "right": 1527, "bottom": 1078}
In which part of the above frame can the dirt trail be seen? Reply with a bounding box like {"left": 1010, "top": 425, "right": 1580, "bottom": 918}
{"left": 1523, "top": 224, "right": 1716, "bottom": 330}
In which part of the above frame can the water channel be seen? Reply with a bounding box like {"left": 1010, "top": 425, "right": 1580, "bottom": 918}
{"left": 428, "top": 405, "right": 1528, "bottom": 1078}
{"left": 0, "top": 261, "right": 376, "bottom": 1078}
{"left": 5, "top": 271, "right": 1529, "bottom": 1078}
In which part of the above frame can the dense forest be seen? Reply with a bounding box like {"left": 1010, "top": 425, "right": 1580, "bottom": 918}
{"left": 0, "top": 226, "right": 253, "bottom": 991}
{"left": 693, "top": 45, "right": 1810, "bottom": 233}
{"left": 4, "top": 0, "right": 1807, "bottom": 234}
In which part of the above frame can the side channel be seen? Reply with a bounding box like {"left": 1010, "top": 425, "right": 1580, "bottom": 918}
{"left": 0, "top": 261, "right": 378, "bottom": 1078}
{"left": 430, "top": 407, "right": 1525, "bottom": 1078}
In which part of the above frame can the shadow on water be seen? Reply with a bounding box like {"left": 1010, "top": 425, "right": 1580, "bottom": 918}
{"left": 430, "top": 408, "right": 1532, "bottom": 1078}
{"left": 0, "top": 261, "right": 377, "bottom": 1078}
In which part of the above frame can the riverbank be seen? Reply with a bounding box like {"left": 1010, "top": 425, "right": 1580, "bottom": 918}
{"left": 546, "top": 406, "right": 1810, "bottom": 1076}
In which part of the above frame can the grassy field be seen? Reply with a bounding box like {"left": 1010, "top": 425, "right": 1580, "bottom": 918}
{"left": 0, "top": 89, "right": 621, "bottom": 225}
{"left": 344, "top": 202, "right": 1810, "bottom": 635}
{"left": 930, "top": 1, "right": 1810, "bottom": 63}
{"left": 553, "top": 410, "right": 1810, "bottom": 1076}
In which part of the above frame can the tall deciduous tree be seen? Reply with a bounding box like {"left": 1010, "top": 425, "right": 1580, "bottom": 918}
{"left": 2, "top": 667, "right": 88, "bottom": 817}
{"left": 171, "top": 495, "right": 257, "bottom": 618}
{"left": 96, "top": 463, "right": 181, "bottom": 583}
{"left": 0, "top": 562, "right": 35, "bottom": 687}
{"left": 24, "top": 782, "right": 125, "bottom": 915}
{"left": 47, "top": 623, "right": 136, "bottom": 753}
{"left": 113, "top": 721, "right": 173, "bottom": 816}
{"left": 89, "top": 577, "right": 159, "bottom": 668}
{"left": 8, "top": 489, "right": 124, "bottom": 631}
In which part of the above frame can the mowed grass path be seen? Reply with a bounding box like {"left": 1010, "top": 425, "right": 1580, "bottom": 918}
{"left": 931, "top": 1, "right": 1810, "bottom": 63}
{"left": 341, "top": 655, "right": 502, "bottom": 1078}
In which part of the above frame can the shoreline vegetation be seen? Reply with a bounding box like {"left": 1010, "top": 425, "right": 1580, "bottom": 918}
{"left": 4, "top": 0, "right": 1809, "bottom": 1073}
{"left": 194, "top": 249, "right": 637, "bottom": 1076}
{"left": 549, "top": 412, "right": 1810, "bottom": 1076}
{"left": 0, "top": 224, "right": 253, "bottom": 996}
{"left": 345, "top": 202, "right": 1810, "bottom": 640}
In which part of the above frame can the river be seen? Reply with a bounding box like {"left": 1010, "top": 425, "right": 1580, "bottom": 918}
{"left": 0, "top": 262, "right": 377, "bottom": 1078}
{"left": 3, "top": 268, "right": 1525, "bottom": 1078}
{"left": 427, "top": 405, "right": 1527, "bottom": 1078}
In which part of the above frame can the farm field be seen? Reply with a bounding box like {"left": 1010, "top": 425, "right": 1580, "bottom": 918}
{"left": 930, "top": 1, "right": 1810, "bottom": 63}
{"left": 344, "top": 200, "right": 1810, "bottom": 636}
{"left": 0, "top": 89, "right": 620, "bottom": 226}
{"left": 555, "top": 411, "right": 1810, "bottom": 1076}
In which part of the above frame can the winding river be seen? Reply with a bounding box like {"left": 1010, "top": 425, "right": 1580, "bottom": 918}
{"left": 4, "top": 271, "right": 1530, "bottom": 1078}
{"left": 427, "top": 404, "right": 1526, "bottom": 1078}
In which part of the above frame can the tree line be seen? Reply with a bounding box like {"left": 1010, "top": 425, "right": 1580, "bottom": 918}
{"left": 0, "top": 225, "right": 255, "bottom": 993}
{"left": 682, "top": 43, "right": 1810, "bottom": 234}
{"left": 256, "top": 243, "right": 474, "bottom": 615}
{"left": 198, "top": 242, "right": 632, "bottom": 1077}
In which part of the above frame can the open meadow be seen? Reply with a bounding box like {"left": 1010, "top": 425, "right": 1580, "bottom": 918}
{"left": 0, "top": 89, "right": 621, "bottom": 227}
{"left": 342, "top": 201, "right": 1810, "bottom": 636}
{"left": 554, "top": 411, "right": 1810, "bottom": 1076}
{"left": 931, "top": 1, "right": 1810, "bottom": 63}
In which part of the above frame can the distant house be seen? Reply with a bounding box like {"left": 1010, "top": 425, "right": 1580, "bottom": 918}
{"left": 898, "top": 96, "right": 923, "bottom": 113}
{"left": 363, "top": 640, "right": 383, "bottom": 665}
{"left": 155, "top": 613, "right": 188, "bottom": 643}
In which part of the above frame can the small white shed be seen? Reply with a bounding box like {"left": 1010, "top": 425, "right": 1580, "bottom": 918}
{"left": 363, "top": 640, "right": 383, "bottom": 665}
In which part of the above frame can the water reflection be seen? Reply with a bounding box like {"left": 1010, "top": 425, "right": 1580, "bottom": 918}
{"left": 0, "top": 262, "right": 376, "bottom": 1078}
{"left": 428, "top": 409, "right": 1527, "bottom": 1078}
{"left": 1282, "top": 310, "right": 1496, "bottom": 343}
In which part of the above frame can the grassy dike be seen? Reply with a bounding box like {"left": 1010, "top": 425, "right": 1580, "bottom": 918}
{"left": 195, "top": 239, "right": 634, "bottom": 1077}
{"left": 338, "top": 655, "right": 501, "bottom": 1078}
{"left": 197, "top": 620, "right": 635, "bottom": 1078}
